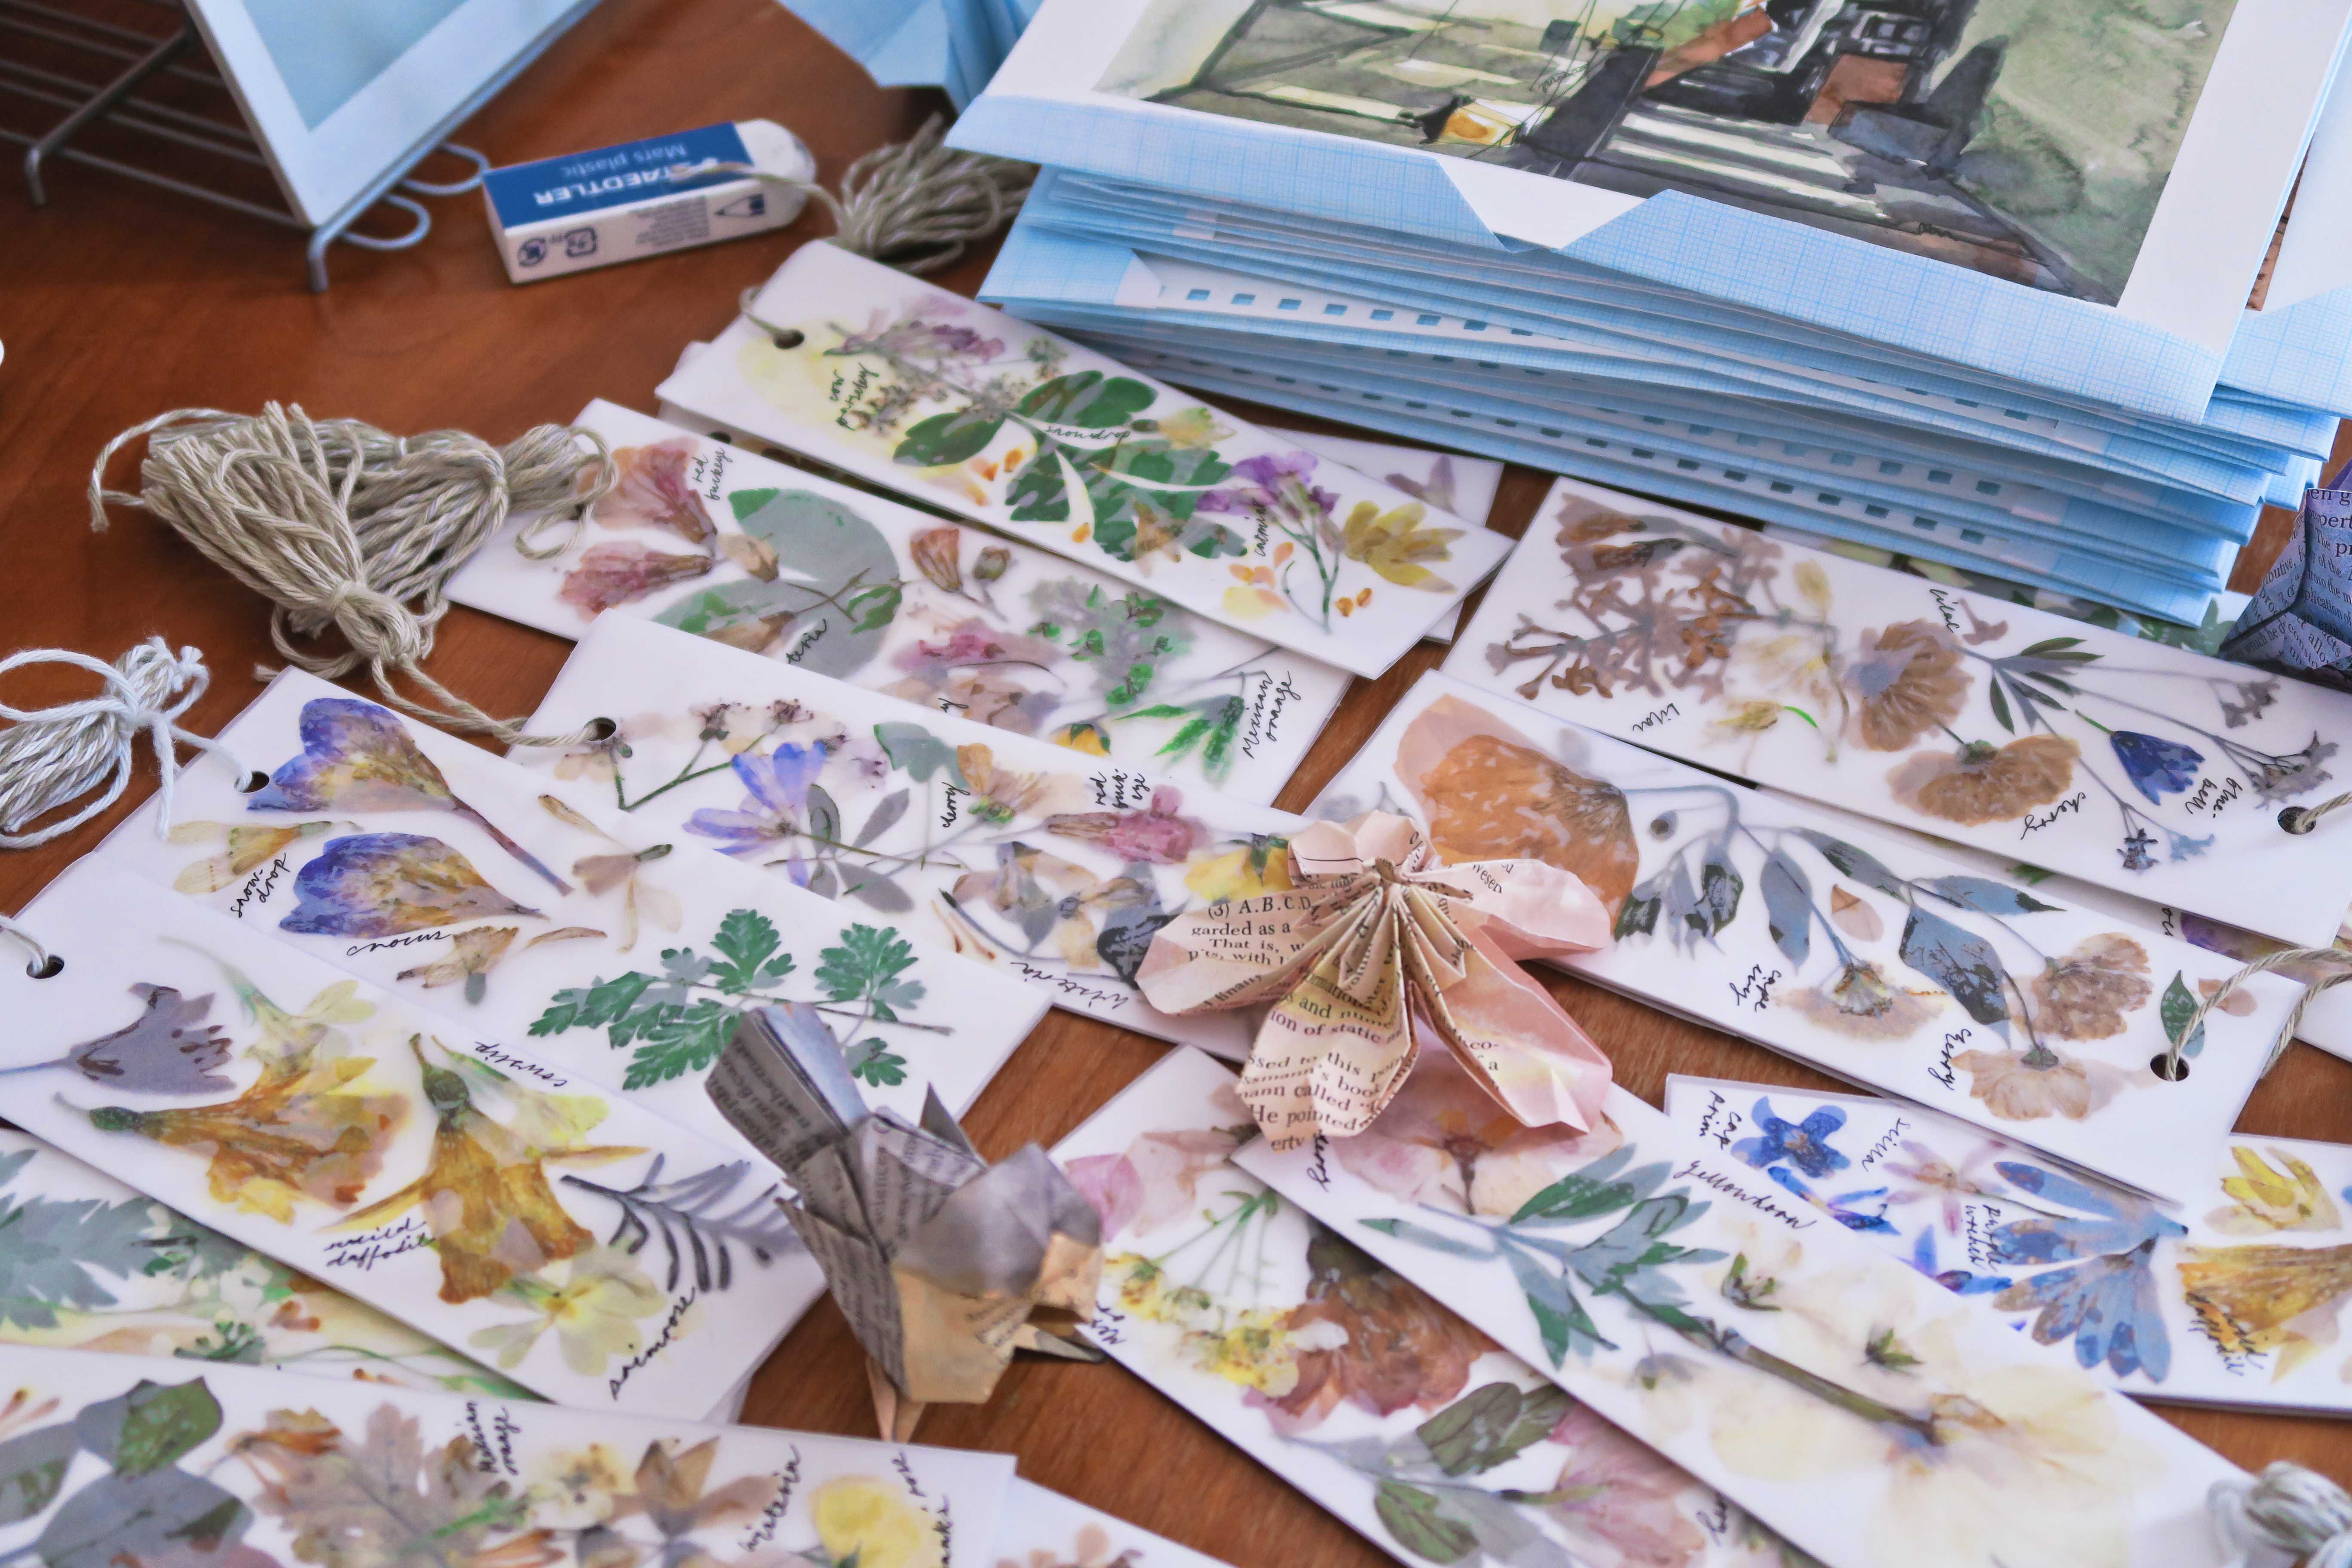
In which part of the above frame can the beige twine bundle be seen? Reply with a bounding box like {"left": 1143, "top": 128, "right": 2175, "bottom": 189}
{"left": 89, "top": 405, "right": 612, "bottom": 744}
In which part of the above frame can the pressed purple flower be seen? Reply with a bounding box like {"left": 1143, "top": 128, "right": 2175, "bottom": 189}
{"left": 1730, "top": 1096, "right": 1850, "bottom": 1178}
{"left": 683, "top": 744, "right": 832, "bottom": 858}
{"left": 280, "top": 832, "right": 538, "bottom": 937}
{"left": 1043, "top": 786, "right": 1205, "bottom": 865}
{"left": 2108, "top": 731, "right": 2203, "bottom": 804}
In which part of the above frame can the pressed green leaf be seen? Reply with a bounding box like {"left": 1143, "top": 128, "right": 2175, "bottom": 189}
{"left": 1898, "top": 906, "right": 2011, "bottom": 1033}
{"left": 0, "top": 1423, "right": 75, "bottom": 1523}
{"left": 873, "top": 722, "right": 962, "bottom": 784}
{"left": 1415, "top": 1382, "right": 1575, "bottom": 1477}
{"left": 75, "top": 1378, "right": 221, "bottom": 1477}
{"left": 2161, "top": 971, "right": 2206, "bottom": 1059}
{"left": 1796, "top": 830, "right": 1910, "bottom": 899}
{"left": 894, "top": 407, "right": 1002, "bottom": 467}
{"left": 727, "top": 487, "right": 782, "bottom": 522}
{"left": 1373, "top": 1481, "right": 1478, "bottom": 1564}
{"left": 1917, "top": 876, "right": 2061, "bottom": 916}
{"left": 708, "top": 909, "right": 784, "bottom": 993}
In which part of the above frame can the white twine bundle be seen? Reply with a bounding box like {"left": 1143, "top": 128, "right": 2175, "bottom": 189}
{"left": 688, "top": 114, "right": 1032, "bottom": 276}
{"left": 2213, "top": 1461, "right": 2352, "bottom": 1567}
{"left": 0, "top": 640, "right": 251, "bottom": 851}
{"left": 89, "top": 404, "right": 611, "bottom": 745}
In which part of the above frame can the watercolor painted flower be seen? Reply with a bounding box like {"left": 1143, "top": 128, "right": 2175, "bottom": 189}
{"left": 252, "top": 697, "right": 570, "bottom": 893}
{"left": 1333, "top": 1048, "right": 1626, "bottom": 1219}
{"left": 599, "top": 439, "right": 715, "bottom": 543}
{"left": 1730, "top": 1098, "right": 1850, "bottom": 1179}
{"left": 279, "top": 833, "right": 540, "bottom": 938}
{"left": 1044, "top": 786, "right": 1205, "bottom": 865}
{"left": 336, "top": 1043, "right": 643, "bottom": 1304}
{"left": 1951, "top": 1046, "right": 2126, "bottom": 1122}
{"left": 2107, "top": 732, "right": 2203, "bottom": 804}
{"left": 1401, "top": 704, "right": 1642, "bottom": 915}
{"left": 2208, "top": 1146, "right": 2344, "bottom": 1235}
{"left": 1782, "top": 959, "right": 1939, "bottom": 1040}
{"left": 468, "top": 1246, "right": 664, "bottom": 1373}
{"left": 1887, "top": 735, "right": 2080, "bottom": 826}
{"left": 683, "top": 744, "right": 832, "bottom": 860}
{"left": 1844, "top": 621, "right": 1968, "bottom": 751}
{"left": 2027, "top": 934, "right": 2151, "bottom": 1040}
{"left": 560, "top": 541, "right": 715, "bottom": 616}
{"left": 810, "top": 1476, "right": 945, "bottom": 1568}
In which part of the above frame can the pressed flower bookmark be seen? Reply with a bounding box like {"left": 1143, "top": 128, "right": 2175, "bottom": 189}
{"left": 1230, "top": 1063, "right": 2252, "bottom": 1568}
{"left": 514, "top": 615, "right": 1306, "bottom": 1057}
{"left": 0, "top": 1343, "right": 1014, "bottom": 1568}
{"left": 1446, "top": 476, "right": 2352, "bottom": 949}
{"left": 1049, "top": 1047, "right": 1808, "bottom": 1568}
{"left": 0, "top": 856, "right": 829, "bottom": 1416}
{"left": 1664, "top": 1074, "right": 2352, "bottom": 1417}
{"left": 443, "top": 400, "right": 1352, "bottom": 806}
{"left": 84, "top": 666, "right": 1047, "bottom": 1165}
{"left": 652, "top": 241, "right": 1513, "bottom": 679}
{"left": 1302, "top": 671, "right": 2298, "bottom": 1205}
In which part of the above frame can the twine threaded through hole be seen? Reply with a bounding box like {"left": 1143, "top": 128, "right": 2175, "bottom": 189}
{"left": 89, "top": 404, "right": 612, "bottom": 745}
{"left": 2157, "top": 943, "right": 2352, "bottom": 1080}
{"left": 0, "top": 640, "right": 250, "bottom": 848}
{"left": 2211, "top": 1461, "right": 2352, "bottom": 1568}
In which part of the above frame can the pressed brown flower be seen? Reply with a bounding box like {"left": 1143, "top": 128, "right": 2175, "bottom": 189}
{"left": 1845, "top": 620, "right": 1969, "bottom": 751}
{"left": 910, "top": 526, "right": 965, "bottom": 593}
{"left": 2029, "top": 933, "right": 2152, "bottom": 1040}
{"left": 1784, "top": 960, "right": 1939, "bottom": 1039}
{"left": 1953, "top": 1047, "right": 2124, "bottom": 1121}
{"left": 1829, "top": 885, "right": 1884, "bottom": 942}
{"left": 598, "top": 439, "right": 714, "bottom": 544}
{"left": 1266, "top": 1225, "right": 1493, "bottom": 1432}
{"left": 1396, "top": 696, "right": 1641, "bottom": 914}
{"left": 1888, "top": 735, "right": 2081, "bottom": 826}
{"left": 557, "top": 542, "right": 714, "bottom": 617}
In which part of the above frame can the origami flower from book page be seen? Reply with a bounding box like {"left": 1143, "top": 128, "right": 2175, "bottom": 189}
{"left": 1136, "top": 812, "right": 1614, "bottom": 1152}
{"left": 704, "top": 1003, "right": 1102, "bottom": 1439}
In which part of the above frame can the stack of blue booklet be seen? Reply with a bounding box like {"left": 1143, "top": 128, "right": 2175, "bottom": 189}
{"left": 950, "top": 0, "right": 2352, "bottom": 625}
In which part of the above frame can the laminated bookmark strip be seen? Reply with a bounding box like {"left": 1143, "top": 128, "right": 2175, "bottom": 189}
{"left": 0, "top": 1343, "right": 1014, "bottom": 1568}
{"left": 86, "top": 666, "right": 1047, "bottom": 1166}
{"left": 1230, "top": 1074, "right": 2251, "bottom": 1568}
{"left": 1049, "top": 1048, "right": 1805, "bottom": 1568}
{"left": 994, "top": 1479, "right": 1235, "bottom": 1568}
{"left": 1446, "top": 475, "right": 2352, "bottom": 949}
{"left": 515, "top": 615, "right": 1305, "bottom": 1057}
{"left": 652, "top": 240, "right": 1513, "bottom": 679}
{"left": 0, "top": 857, "right": 822, "bottom": 1417}
{"left": 1662, "top": 1074, "right": 2352, "bottom": 1417}
{"left": 1302, "top": 670, "right": 2298, "bottom": 1205}
{"left": 0, "top": 1127, "right": 525, "bottom": 1400}
{"left": 444, "top": 398, "right": 1353, "bottom": 807}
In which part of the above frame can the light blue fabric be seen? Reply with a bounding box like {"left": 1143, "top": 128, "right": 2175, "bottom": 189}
{"left": 778, "top": 0, "right": 1038, "bottom": 108}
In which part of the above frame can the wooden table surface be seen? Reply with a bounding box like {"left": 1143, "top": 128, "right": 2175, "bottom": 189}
{"left": 5, "top": 0, "right": 2351, "bottom": 1559}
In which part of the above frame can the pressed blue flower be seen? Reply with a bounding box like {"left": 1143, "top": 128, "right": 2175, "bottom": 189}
{"left": 2119, "top": 827, "right": 2157, "bottom": 872}
{"left": 1983, "top": 1161, "right": 2184, "bottom": 1382}
{"left": 1908, "top": 1226, "right": 2011, "bottom": 1296}
{"left": 279, "top": 832, "right": 538, "bottom": 937}
{"left": 1768, "top": 1167, "right": 1894, "bottom": 1233}
{"left": 683, "top": 744, "right": 831, "bottom": 859}
{"left": 2166, "top": 830, "right": 2215, "bottom": 862}
{"left": 2109, "top": 731, "right": 2203, "bottom": 804}
{"left": 1731, "top": 1096, "right": 1850, "bottom": 1178}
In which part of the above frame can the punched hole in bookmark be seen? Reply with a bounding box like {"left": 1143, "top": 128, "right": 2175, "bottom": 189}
{"left": 236, "top": 770, "right": 270, "bottom": 794}
{"left": 583, "top": 717, "right": 619, "bottom": 741}
{"left": 1, "top": 918, "right": 62, "bottom": 980}
{"left": 2150, "top": 1053, "right": 2189, "bottom": 1082}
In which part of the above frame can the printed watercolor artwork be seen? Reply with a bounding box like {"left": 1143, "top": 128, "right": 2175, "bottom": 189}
{"left": 0, "top": 1344, "right": 1013, "bottom": 1568}
{"left": 1665, "top": 1075, "right": 2352, "bottom": 1417}
{"left": 0, "top": 858, "right": 823, "bottom": 1418}
{"left": 1302, "top": 670, "right": 2297, "bottom": 1205}
{"left": 0, "top": 1129, "right": 524, "bottom": 1399}
{"left": 516, "top": 616, "right": 1307, "bottom": 1057}
{"left": 653, "top": 241, "right": 1514, "bottom": 678}
{"left": 444, "top": 400, "right": 1351, "bottom": 805}
{"left": 1231, "top": 1066, "right": 2249, "bottom": 1568}
{"left": 992, "top": 1479, "right": 1235, "bottom": 1568}
{"left": 1050, "top": 1048, "right": 1811, "bottom": 1568}
{"left": 1447, "top": 477, "right": 2352, "bottom": 948}
{"left": 89, "top": 668, "right": 1046, "bottom": 1174}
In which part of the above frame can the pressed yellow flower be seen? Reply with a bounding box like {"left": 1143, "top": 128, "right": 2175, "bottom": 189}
{"left": 1108, "top": 1255, "right": 1306, "bottom": 1396}
{"left": 1050, "top": 720, "right": 1112, "bottom": 758}
{"left": 2209, "top": 1145, "right": 2343, "bottom": 1234}
{"left": 1340, "top": 500, "right": 1458, "bottom": 590}
{"left": 170, "top": 820, "right": 337, "bottom": 894}
{"left": 469, "top": 1246, "right": 665, "bottom": 1373}
{"left": 1222, "top": 583, "right": 1286, "bottom": 619}
{"left": 1183, "top": 842, "right": 1295, "bottom": 902}
{"left": 811, "top": 1476, "right": 944, "bottom": 1568}
{"left": 1149, "top": 406, "right": 1231, "bottom": 449}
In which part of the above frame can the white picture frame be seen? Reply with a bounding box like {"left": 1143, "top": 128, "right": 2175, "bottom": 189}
{"left": 182, "top": 0, "right": 603, "bottom": 227}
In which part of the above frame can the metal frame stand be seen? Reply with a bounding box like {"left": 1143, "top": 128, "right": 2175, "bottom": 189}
{"left": 0, "top": 0, "right": 594, "bottom": 290}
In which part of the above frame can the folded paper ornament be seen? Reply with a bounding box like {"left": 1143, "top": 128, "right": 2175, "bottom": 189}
{"left": 1136, "top": 811, "right": 1613, "bottom": 1151}
{"left": 703, "top": 1000, "right": 1103, "bottom": 1438}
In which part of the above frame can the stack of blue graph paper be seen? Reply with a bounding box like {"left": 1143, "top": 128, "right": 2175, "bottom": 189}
{"left": 950, "top": 0, "right": 2352, "bottom": 626}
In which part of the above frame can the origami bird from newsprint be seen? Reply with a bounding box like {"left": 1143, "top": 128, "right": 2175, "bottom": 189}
{"left": 704, "top": 1003, "right": 1103, "bottom": 1438}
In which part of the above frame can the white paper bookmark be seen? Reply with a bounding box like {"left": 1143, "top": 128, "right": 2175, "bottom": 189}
{"left": 0, "top": 1127, "right": 525, "bottom": 1399}
{"left": 0, "top": 1342, "right": 1013, "bottom": 1566}
{"left": 1300, "top": 670, "right": 2297, "bottom": 1205}
{"left": 653, "top": 241, "right": 1513, "bottom": 678}
{"left": 88, "top": 667, "right": 1047, "bottom": 1165}
{"left": 993, "top": 1479, "right": 1235, "bottom": 1568}
{"left": 514, "top": 616, "right": 1306, "bottom": 1057}
{"left": 1446, "top": 476, "right": 2352, "bottom": 948}
{"left": 1662, "top": 1073, "right": 2352, "bottom": 1417}
{"left": 0, "top": 857, "right": 819, "bottom": 1417}
{"left": 445, "top": 398, "right": 1352, "bottom": 806}
{"left": 1050, "top": 1049, "right": 1806, "bottom": 1568}
{"left": 1231, "top": 1070, "right": 2250, "bottom": 1568}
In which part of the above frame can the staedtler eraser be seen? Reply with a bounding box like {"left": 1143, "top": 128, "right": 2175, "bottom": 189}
{"left": 482, "top": 119, "right": 816, "bottom": 284}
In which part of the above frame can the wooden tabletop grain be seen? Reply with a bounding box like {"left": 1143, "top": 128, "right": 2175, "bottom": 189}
{"left": 4, "top": 0, "right": 2350, "bottom": 1558}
